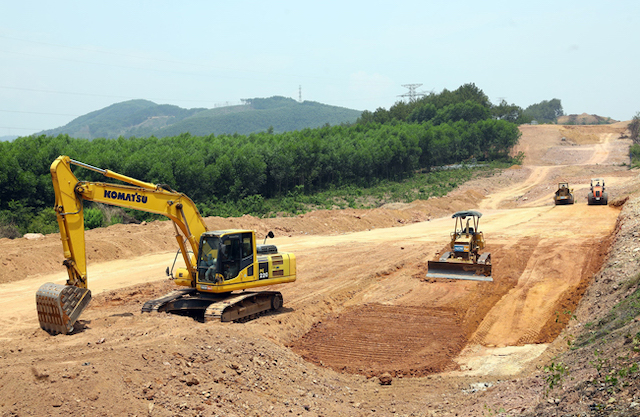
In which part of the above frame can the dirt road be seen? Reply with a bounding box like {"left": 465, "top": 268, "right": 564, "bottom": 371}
{"left": 0, "top": 122, "right": 637, "bottom": 416}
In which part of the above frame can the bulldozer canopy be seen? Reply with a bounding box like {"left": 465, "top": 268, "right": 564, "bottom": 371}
{"left": 452, "top": 210, "right": 482, "bottom": 219}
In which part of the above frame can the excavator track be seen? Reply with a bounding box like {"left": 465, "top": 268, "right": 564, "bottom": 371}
{"left": 204, "top": 291, "right": 282, "bottom": 322}
{"left": 141, "top": 290, "right": 283, "bottom": 323}
{"left": 141, "top": 288, "right": 198, "bottom": 312}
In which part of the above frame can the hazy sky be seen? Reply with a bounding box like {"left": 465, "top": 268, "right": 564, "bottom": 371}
{"left": 1, "top": 1, "right": 638, "bottom": 137}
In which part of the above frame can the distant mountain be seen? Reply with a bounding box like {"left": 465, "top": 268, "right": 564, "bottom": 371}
{"left": 37, "top": 96, "right": 362, "bottom": 139}
{"left": 0, "top": 135, "right": 18, "bottom": 142}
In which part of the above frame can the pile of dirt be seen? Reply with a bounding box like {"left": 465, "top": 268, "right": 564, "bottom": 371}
{"left": 557, "top": 113, "right": 619, "bottom": 125}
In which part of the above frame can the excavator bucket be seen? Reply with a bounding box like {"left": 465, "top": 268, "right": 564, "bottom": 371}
{"left": 426, "top": 260, "right": 493, "bottom": 282}
{"left": 36, "top": 283, "right": 92, "bottom": 335}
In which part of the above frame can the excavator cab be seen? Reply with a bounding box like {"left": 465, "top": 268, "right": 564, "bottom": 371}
{"left": 194, "top": 231, "right": 254, "bottom": 285}
{"left": 426, "top": 210, "right": 493, "bottom": 282}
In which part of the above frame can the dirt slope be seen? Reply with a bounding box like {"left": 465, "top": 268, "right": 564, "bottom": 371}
{"left": 0, "top": 122, "right": 639, "bottom": 416}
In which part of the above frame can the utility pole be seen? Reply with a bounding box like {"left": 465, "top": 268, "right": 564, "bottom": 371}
{"left": 399, "top": 84, "right": 426, "bottom": 102}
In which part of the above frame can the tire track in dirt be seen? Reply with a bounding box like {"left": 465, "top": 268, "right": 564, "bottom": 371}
{"left": 292, "top": 304, "right": 466, "bottom": 377}
{"left": 479, "top": 166, "right": 553, "bottom": 210}
{"left": 584, "top": 132, "right": 612, "bottom": 165}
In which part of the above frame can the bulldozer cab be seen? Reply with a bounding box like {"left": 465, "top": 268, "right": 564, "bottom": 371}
{"left": 454, "top": 213, "right": 478, "bottom": 235}
{"left": 451, "top": 211, "right": 485, "bottom": 254}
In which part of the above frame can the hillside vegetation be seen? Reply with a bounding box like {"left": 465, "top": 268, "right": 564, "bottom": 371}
{"left": 38, "top": 96, "right": 362, "bottom": 139}
{"left": 359, "top": 83, "right": 533, "bottom": 125}
{"left": 0, "top": 84, "right": 523, "bottom": 237}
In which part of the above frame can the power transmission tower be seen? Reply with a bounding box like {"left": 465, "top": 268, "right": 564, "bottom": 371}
{"left": 399, "top": 84, "right": 426, "bottom": 102}
{"left": 299, "top": 85, "right": 302, "bottom": 103}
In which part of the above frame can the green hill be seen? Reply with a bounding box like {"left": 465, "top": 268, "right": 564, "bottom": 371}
{"left": 39, "top": 96, "right": 362, "bottom": 139}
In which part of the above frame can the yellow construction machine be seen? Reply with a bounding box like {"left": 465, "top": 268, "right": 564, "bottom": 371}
{"left": 554, "top": 182, "right": 575, "bottom": 205}
{"left": 36, "top": 156, "right": 296, "bottom": 334}
{"left": 426, "top": 210, "right": 492, "bottom": 282}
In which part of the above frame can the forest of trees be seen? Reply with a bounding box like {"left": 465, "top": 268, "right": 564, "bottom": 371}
{"left": 0, "top": 83, "right": 523, "bottom": 237}
{"left": 357, "top": 83, "right": 534, "bottom": 126}
{"left": 522, "top": 99, "right": 564, "bottom": 123}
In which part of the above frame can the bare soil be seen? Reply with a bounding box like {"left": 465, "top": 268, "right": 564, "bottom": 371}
{"left": 1, "top": 122, "right": 639, "bottom": 416}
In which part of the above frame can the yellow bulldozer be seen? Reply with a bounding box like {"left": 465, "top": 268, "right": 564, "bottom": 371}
{"left": 36, "top": 156, "right": 296, "bottom": 334}
{"left": 426, "top": 210, "right": 493, "bottom": 282}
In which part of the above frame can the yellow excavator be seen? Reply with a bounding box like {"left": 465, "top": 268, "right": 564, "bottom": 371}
{"left": 426, "top": 210, "right": 492, "bottom": 282}
{"left": 36, "top": 156, "right": 296, "bottom": 334}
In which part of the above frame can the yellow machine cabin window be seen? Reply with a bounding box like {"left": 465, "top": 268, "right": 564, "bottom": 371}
{"left": 219, "top": 236, "right": 242, "bottom": 281}
{"left": 198, "top": 236, "right": 221, "bottom": 283}
{"left": 197, "top": 233, "right": 256, "bottom": 284}
{"left": 240, "top": 233, "right": 254, "bottom": 275}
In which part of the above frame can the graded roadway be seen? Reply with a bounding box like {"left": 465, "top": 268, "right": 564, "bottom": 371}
{"left": 0, "top": 122, "right": 635, "bottom": 382}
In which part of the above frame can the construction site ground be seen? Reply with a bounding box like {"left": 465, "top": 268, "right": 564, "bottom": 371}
{"left": 1, "top": 122, "right": 639, "bottom": 416}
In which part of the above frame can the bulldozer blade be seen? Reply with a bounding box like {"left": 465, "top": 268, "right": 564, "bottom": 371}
{"left": 36, "top": 282, "right": 92, "bottom": 335}
{"left": 426, "top": 261, "right": 493, "bottom": 282}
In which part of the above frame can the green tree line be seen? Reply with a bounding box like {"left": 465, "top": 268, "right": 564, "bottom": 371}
{"left": 357, "top": 83, "right": 534, "bottom": 125}
{"left": 523, "top": 98, "right": 564, "bottom": 123}
{"left": 0, "top": 85, "right": 521, "bottom": 236}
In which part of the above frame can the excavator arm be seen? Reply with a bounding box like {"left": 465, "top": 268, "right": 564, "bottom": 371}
{"left": 37, "top": 156, "right": 208, "bottom": 334}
